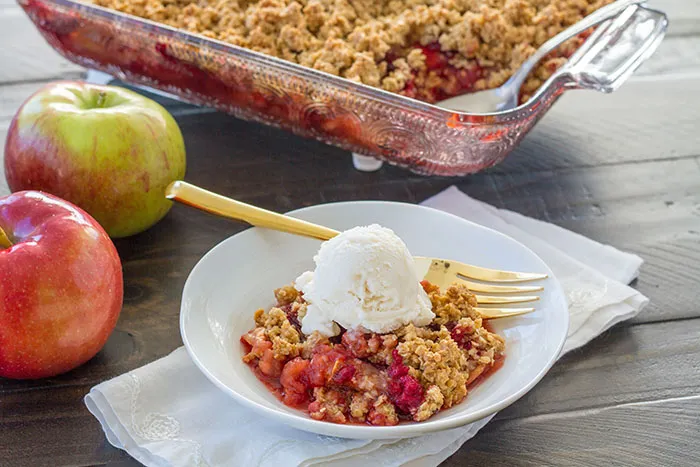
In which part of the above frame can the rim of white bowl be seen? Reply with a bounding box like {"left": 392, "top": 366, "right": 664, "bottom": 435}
{"left": 180, "top": 200, "right": 569, "bottom": 439}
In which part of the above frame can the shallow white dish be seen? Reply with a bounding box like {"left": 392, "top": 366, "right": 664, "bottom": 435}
{"left": 180, "top": 201, "right": 568, "bottom": 439}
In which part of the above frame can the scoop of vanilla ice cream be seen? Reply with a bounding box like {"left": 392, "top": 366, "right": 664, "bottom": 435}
{"left": 295, "top": 224, "right": 434, "bottom": 336}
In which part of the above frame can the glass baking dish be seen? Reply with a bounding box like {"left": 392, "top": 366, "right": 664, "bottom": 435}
{"left": 20, "top": 0, "right": 667, "bottom": 176}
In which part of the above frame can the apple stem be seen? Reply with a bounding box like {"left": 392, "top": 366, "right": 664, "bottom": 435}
{"left": 0, "top": 226, "right": 11, "bottom": 250}
{"left": 96, "top": 91, "right": 107, "bottom": 108}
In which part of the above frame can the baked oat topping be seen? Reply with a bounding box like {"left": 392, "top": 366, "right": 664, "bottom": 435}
{"left": 425, "top": 282, "right": 480, "bottom": 326}
{"left": 253, "top": 306, "right": 302, "bottom": 359}
{"left": 414, "top": 385, "right": 445, "bottom": 422}
{"left": 397, "top": 324, "right": 469, "bottom": 409}
{"left": 240, "top": 279, "right": 505, "bottom": 425}
{"left": 90, "top": 0, "right": 612, "bottom": 102}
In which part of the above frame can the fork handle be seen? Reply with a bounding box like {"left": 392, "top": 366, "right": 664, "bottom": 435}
{"left": 165, "top": 181, "right": 339, "bottom": 241}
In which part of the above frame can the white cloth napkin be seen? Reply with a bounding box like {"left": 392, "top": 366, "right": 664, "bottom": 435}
{"left": 85, "top": 186, "right": 648, "bottom": 467}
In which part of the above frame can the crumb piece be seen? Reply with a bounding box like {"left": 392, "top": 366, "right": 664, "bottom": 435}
{"left": 255, "top": 306, "right": 302, "bottom": 359}
{"left": 367, "top": 395, "right": 399, "bottom": 426}
{"left": 414, "top": 385, "right": 444, "bottom": 421}
{"left": 300, "top": 331, "right": 330, "bottom": 358}
{"left": 349, "top": 393, "right": 372, "bottom": 420}
{"left": 397, "top": 323, "right": 468, "bottom": 408}
{"left": 427, "top": 283, "right": 479, "bottom": 326}
{"left": 309, "top": 387, "right": 348, "bottom": 423}
{"left": 274, "top": 285, "right": 299, "bottom": 305}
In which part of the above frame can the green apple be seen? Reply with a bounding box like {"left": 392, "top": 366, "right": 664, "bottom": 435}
{"left": 4, "top": 81, "right": 186, "bottom": 238}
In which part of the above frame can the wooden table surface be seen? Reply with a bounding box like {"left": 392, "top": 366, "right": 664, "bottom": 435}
{"left": 1, "top": 1, "right": 699, "bottom": 465}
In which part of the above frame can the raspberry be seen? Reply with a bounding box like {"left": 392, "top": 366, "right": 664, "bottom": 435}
{"left": 456, "top": 65, "right": 484, "bottom": 90}
{"left": 387, "top": 349, "right": 409, "bottom": 378}
{"left": 388, "top": 375, "right": 425, "bottom": 413}
{"left": 387, "top": 350, "right": 424, "bottom": 413}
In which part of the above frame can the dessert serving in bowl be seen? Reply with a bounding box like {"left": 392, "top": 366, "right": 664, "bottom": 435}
{"left": 20, "top": 0, "right": 666, "bottom": 175}
{"left": 179, "top": 201, "right": 569, "bottom": 438}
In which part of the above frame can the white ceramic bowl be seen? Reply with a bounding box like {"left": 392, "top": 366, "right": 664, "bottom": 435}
{"left": 180, "top": 201, "right": 568, "bottom": 439}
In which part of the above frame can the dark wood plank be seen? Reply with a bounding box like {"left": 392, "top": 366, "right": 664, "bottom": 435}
{"left": 493, "top": 74, "right": 700, "bottom": 173}
{"left": 495, "top": 318, "right": 700, "bottom": 420}
{"left": 0, "top": 385, "right": 134, "bottom": 466}
{"left": 447, "top": 396, "right": 700, "bottom": 466}
{"left": 0, "top": 83, "right": 44, "bottom": 194}
{"left": 636, "top": 37, "right": 700, "bottom": 76}
{"left": 0, "top": 9, "right": 84, "bottom": 84}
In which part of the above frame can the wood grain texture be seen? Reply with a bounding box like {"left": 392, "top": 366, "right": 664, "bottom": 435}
{"left": 1, "top": 385, "right": 134, "bottom": 466}
{"left": 647, "top": 0, "right": 700, "bottom": 35}
{"left": 0, "top": 9, "right": 84, "bottom": 84}
{"left": 495, "top": 319, "right": 700, "bottom": 420}
{"left": 494, "top": 74, "right": 700, "bottom": 172}
{"left": 448, "top": 396, "right": 700, "bottom": 467}
{"left": 635, "top": 37, "right": 700, "bottom": 77}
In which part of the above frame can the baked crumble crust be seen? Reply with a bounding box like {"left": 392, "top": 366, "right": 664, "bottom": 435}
{"left": 90, "top": 0, "right": 612, "bottom": 102}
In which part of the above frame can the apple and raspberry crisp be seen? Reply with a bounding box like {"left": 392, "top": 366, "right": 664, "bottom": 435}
{"left": 240, "top": 281, "right": 505, "bottom": 425}
{"left": 89, "top": 0, "right": 611, "bottom": 104}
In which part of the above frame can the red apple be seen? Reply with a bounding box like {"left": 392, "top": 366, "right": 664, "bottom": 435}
{"left": 4, "top": 81, "right": 186, "bottom": 238}
{"left": 0, "top": 190, "right": 123, "bottom": 379}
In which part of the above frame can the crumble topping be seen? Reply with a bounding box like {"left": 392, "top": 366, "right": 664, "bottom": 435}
{"left": 241, "top": 280, "right": 505, "bottom": 424}
{"left": 368, "top": 395, "right": 399, "bottom": 426}
{"left": 309, "top": 387, "right": 348, "bottom": 423}
{"left": 274, "top": 285, "right": 299, "bottom": 305}
{"left": 90, "top": 0, "right": 612, "bottom": 101}
{"left": 253, "top": 306, "right": 302, "bottom": 359}
{"left": 414, "top": 385, "right": 444, "bottom": 422}
{"left": 424, "top": 282, "right": 480, "bottom": 326}
{"left": 397, "top": 323, "right": 469, "bottom": 409}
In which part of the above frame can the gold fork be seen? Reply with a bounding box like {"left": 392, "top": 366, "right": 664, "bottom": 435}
{"left": 165, "top": 181, "right": 547, "bottom": 319}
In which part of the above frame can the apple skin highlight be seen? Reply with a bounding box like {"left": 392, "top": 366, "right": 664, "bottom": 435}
{"left": 3, "top": 81, "right": 186, "bottom": 238}
{"left": 0, "top": 191, "right": 123, "bottom": 379}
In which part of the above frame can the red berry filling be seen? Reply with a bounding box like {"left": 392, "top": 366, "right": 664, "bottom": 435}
{"left": 331, "top": 364, "right": 357, "bottom": 385}
{"left": 450, "top": 325, "right": 473, "bottom": 350}
{"left": 280, "top": 357, "right": 310, "bottom": 406}
{"left": 421, "top": 43, "right": 448, "bottom": 71}
{"left": 387, "top": 350, "right": 425, "bottom": 413}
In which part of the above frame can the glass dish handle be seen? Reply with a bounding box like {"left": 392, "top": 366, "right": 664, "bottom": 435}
{"left": 555, "top": 5, "right": 668, "bottom": 93}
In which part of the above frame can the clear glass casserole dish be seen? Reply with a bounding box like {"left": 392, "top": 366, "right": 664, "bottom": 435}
{"left": 20, "top": 0, "right": 667, "bottom": 175}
